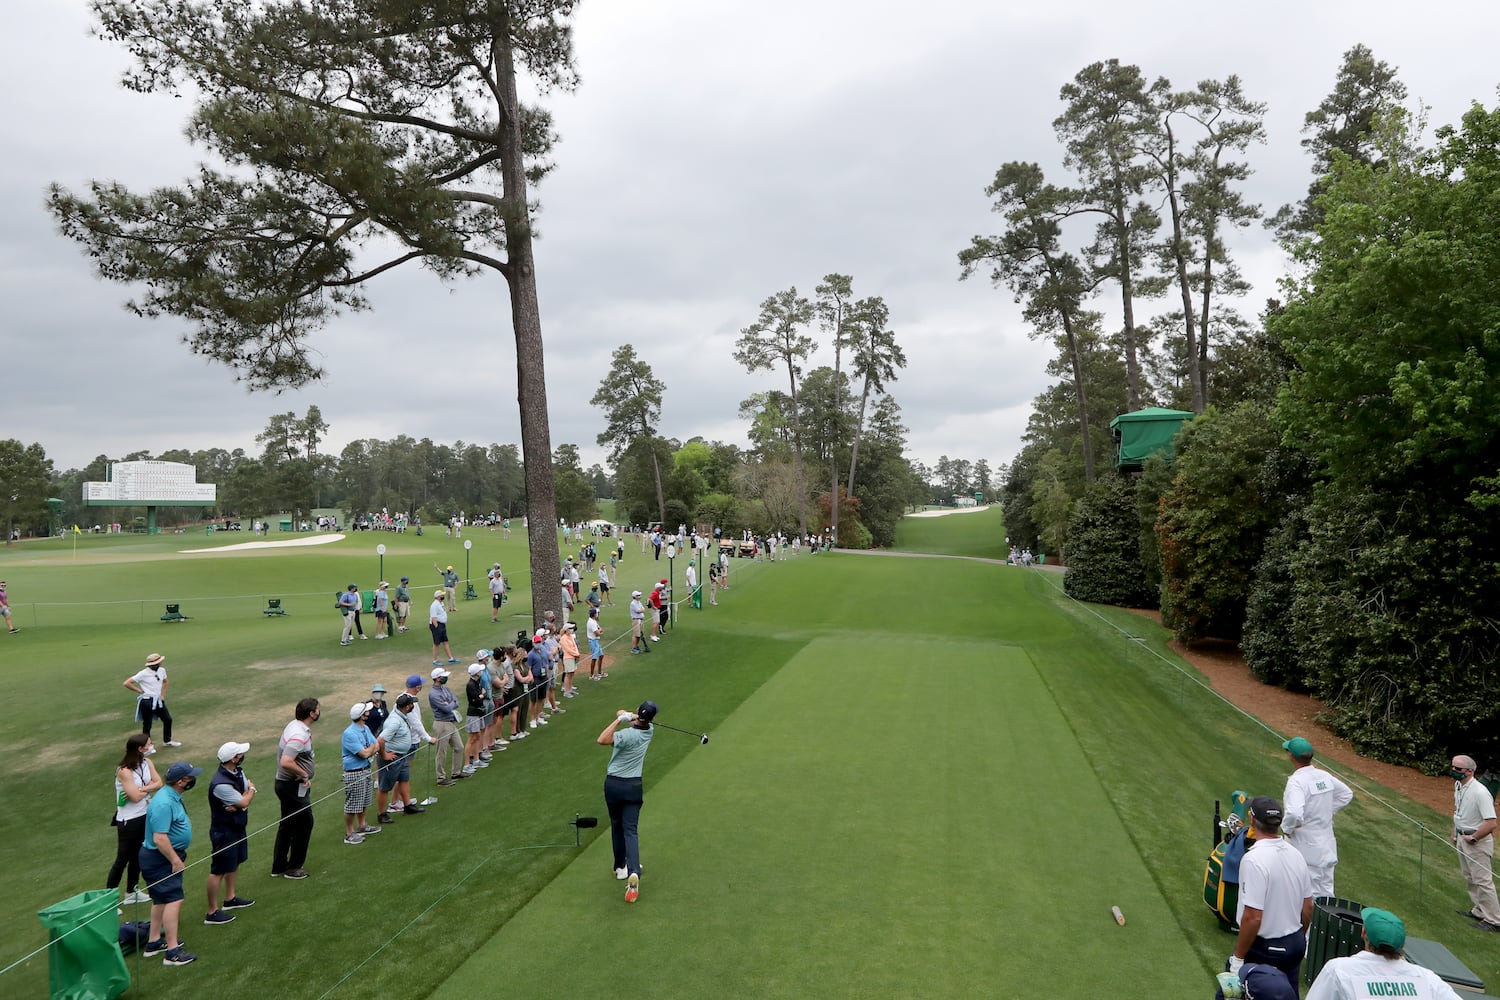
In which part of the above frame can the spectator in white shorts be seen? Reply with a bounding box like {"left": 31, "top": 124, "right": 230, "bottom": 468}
{"left": 559, "top": 622, "right": 581, "bottom": 697}
{"left": 586, "top": 608, "right": 607, "bottom": 680}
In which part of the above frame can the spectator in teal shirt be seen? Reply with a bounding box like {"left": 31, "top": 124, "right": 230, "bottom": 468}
{"left": 138, "top": 761, "right": 202, "bottom": 965}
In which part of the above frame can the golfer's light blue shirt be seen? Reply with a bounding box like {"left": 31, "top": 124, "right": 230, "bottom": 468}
{"left": 607, "top": 725, "right": 653, "bottom": 778}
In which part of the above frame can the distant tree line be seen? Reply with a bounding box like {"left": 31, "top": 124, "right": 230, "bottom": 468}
{"left": 13, "top": 391, "right": 989, "bottom": 551}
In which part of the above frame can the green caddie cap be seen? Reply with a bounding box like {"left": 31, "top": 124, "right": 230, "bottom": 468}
{"left": 1361, "top": 908, "right": 1405, "bottom": 950}
{"left": 1283, "top": 736, "right": 1315, "bottom": 758}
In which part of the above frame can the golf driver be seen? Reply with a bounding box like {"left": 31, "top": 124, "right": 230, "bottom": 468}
{"left": 652, "top": 721, "right": 709, "bottom": 745}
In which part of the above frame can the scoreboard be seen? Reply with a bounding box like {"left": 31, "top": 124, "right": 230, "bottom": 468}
{"left": 83, "top": 461, "right": 217, "bottom": 506}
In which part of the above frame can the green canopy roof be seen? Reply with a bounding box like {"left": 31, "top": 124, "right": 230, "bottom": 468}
{"left": 1109, "top": 408, "right": 1193, "bottom": 468}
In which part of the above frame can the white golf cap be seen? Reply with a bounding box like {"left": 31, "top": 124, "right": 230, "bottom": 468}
{"left": 217, "top": 741, "right": 250, "bottom": 763}
{"left": 431, "top": 666, "right": 451, "bottom": 680}
{"left": 467, "top": 663, "right": 483, "bottom": 676}
{"left": 349, "top": 701, "right": 373, "bottom": 721}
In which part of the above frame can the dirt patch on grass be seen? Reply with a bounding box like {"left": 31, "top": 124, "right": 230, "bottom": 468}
{"left": 1125, "top": 608, "right": 1453, "bottom": 817}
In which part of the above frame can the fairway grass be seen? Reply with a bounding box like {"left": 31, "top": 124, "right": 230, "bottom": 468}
{"left": 890, "top": 504, "right": 1009, "bottom": 561}
{"left": 3, "top": 522, "right": 1498, "bottom": 998}
{"left": 437, "top": 639, "right": 1200, "bottom": 997}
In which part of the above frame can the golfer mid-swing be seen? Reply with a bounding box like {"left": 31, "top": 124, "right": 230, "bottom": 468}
{"left": 599, "top": 701, "right": 656, "bottom": 903}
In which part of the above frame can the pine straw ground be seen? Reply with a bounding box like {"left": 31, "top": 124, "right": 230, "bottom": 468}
{"left": 1126, "top": 608, "right": 1454, "bottom": 816}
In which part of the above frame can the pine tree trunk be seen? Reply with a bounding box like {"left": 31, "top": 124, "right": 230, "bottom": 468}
{"left": 1164, "top": 160, "right": 1204, "bottom": 412}
{"left": 651, "top": 449, "right": 666, "bottom": 526}
{"left": 496, "top": 15, "right": 560, "bottom": 624}
{"left": 1197, "top": 215, "right": 1217, "bottom": 409}
{"left": 847, "top": 382, "right": 870, "bottom": 501}
{"left": 1113, "top": 199, "right": 1143, "bottom": 411}
{"left": 787, "top": 369, "right": 808, "bottom": 539}
{"left": 829, "top": 332, "right": 842, "bottom": 545}
{"left": 1060, "top": 309, "right": 1095, "bottom": 483}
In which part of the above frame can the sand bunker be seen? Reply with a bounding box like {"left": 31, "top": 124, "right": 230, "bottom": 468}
{"left": 180, "top": 533, "right": 346, "bottom": 553}
{"left": 906, "top": 506, "right": 992, "bottom": 518}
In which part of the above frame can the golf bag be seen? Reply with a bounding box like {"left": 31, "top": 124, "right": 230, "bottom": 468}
{"left": 118, "top": 920, "right": 152, "bottom": 954}
{"left": 1203, "top": 790, "right": 1255, "bottom": 929}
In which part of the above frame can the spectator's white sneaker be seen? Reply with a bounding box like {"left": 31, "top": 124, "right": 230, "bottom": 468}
{"left": 615, "top": 867, "right": 628, "bottom": 880}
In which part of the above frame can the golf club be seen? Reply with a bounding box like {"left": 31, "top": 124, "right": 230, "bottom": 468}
{"left": 652, "top": 721, "right": 709, "bottom": 745}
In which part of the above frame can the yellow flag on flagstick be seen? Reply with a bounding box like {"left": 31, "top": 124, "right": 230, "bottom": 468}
{"left": 72, "top": 525, "right": 81, "bottom": 535}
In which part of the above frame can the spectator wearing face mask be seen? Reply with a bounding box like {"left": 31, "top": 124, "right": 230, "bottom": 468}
{"left": 1450, "top": 753, "right": 1500, "bottom": 930}
{"left": 108, "top": 733, "right": 162, "bottom": 906}
{"left": 139, "top": 761, "right": 204, "bottom": 965}
{"left": 341, "top": 703, "right": 381, "bottom": 845}
{"left": 375, "top": 694, "right": 425, "bottom": 823}
{"left": 400, "top": 675, "right": 438, "bottom": 809}
{"left": 203, "top": 741, "right": 257, "bottom": 926}
{"left": 427, "top": 667, "right": 466, "bottom": 786}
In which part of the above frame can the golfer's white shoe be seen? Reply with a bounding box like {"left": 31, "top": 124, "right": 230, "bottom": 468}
{"left": 615, "top": 867, "right": 628, "bottom": 880}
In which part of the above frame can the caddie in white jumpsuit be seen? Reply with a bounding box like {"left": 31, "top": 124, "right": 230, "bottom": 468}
{"left": 1280, "top": 736, "right": 1354, "bottom": 898}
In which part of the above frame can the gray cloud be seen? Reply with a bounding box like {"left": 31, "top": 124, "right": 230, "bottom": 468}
{"left": 6, "top": 0, "right": 1499, "bottom": 479}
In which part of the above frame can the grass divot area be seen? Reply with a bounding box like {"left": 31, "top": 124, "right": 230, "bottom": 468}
{"left": 435, "top": 637, "right": 1200, "bottom": 997}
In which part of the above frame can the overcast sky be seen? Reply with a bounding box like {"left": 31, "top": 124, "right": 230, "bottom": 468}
{"left": 5, "top": 1, "right": 1499, "bottom": 478}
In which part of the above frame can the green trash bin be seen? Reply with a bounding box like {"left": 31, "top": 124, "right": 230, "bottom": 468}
{"left": 1304, "top": 896, "right": 1365, "bottom": 984}
{"left": 36, "top": 889, "right": 129, "bottom": 1000}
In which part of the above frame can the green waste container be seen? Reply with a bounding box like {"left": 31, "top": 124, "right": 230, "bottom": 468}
{"left": 1304, "top": 896, "right": 1365, "bottom": 984}
{"left": 36, "top": 889, "right": 129, "bottom": 999}
{"left": 278, "top": 518, "right": 293, "bottom": 532}
{"left": 691, "top": 584, "right": 702, "bottom": 610}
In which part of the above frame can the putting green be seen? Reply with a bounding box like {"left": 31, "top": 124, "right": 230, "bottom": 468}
{"left": 435, "top": 637, "right": 1200, "bottom": 997}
